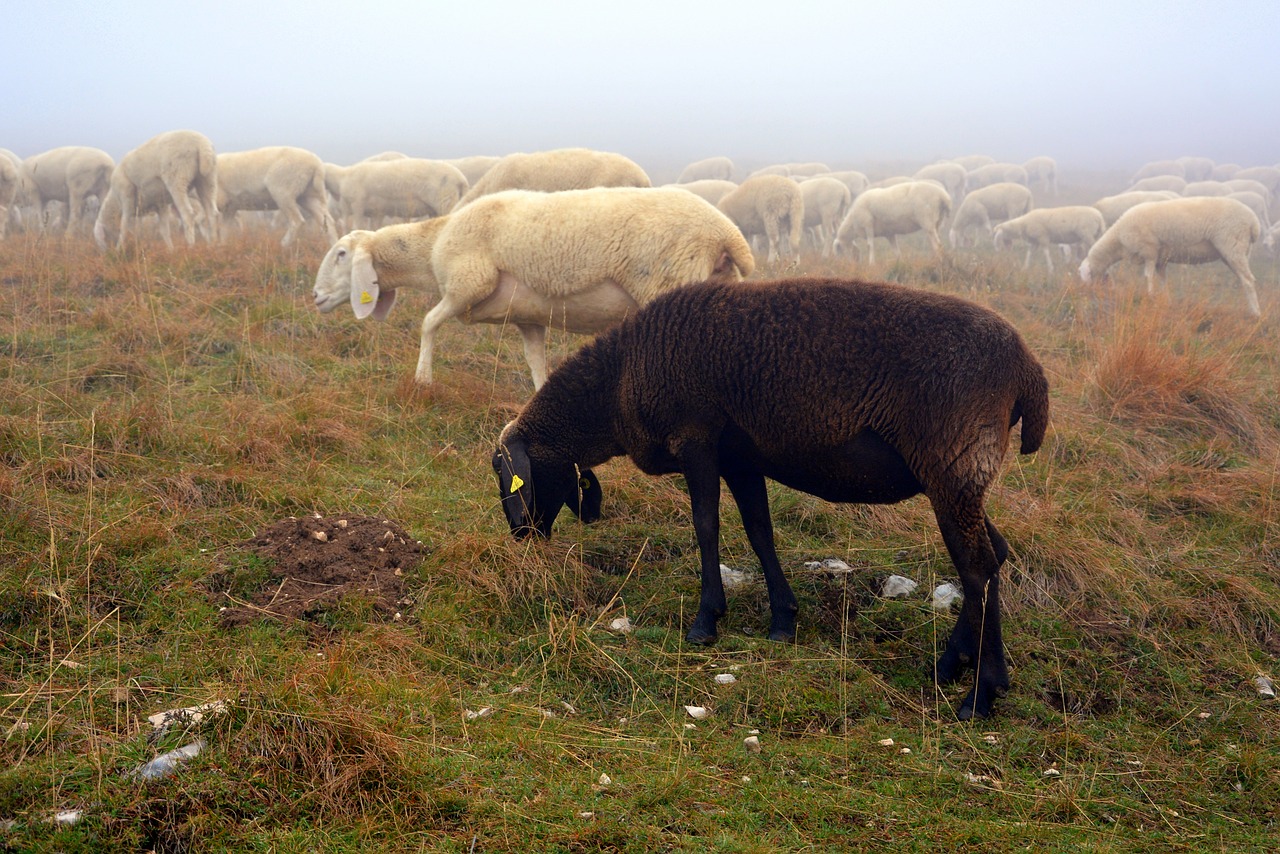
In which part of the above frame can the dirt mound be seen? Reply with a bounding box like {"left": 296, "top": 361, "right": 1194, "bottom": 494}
{"left": 215, "top": 514, "right": 428, "bottom": 628}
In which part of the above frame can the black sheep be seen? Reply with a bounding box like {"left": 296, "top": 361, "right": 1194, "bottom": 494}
{"left": 493, "top": 277, "right": 1049, "bottom": 719}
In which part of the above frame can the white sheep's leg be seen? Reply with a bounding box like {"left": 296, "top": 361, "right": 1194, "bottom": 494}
{"left": 276, "top": 196, "right": 306, "bottom": 247}
{"left": 1143, "top": 259, "right": 1159, "bottom": 294}
{"left": 764, "top": 220, "right": 781, "bottom": 263}
{"left": 1041, "top": 245, "right": 1054, "bottom": 272}
{"left": 415, "top": 294, "right": 471, "bottom": 385}
{"left": 892, "top": 235, "right": 903, "bottom": 260}
{"left": 158, "top": 210, "right": 175, "bottom": 250}
{"left": 165, "top": 179, "right": 199, "bottom": 246}
{"left": 866, "top": 232, "right": 877, "bottom": 265}
{"left": 723, "top": 470, "right": 798, "bottom": 642}
{"left": 301, "top": 195, "right": 338, "bottom": 242}
{"left": 516, "top": 323, "right": 549, "bottom": 389}
{"left": 1219, "top": 252, "right": 1262, "bottom": 317}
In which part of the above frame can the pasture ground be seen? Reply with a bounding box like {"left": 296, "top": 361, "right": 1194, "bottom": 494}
{"left": 1, "top": 209, "right": 1279, "bottom": 850}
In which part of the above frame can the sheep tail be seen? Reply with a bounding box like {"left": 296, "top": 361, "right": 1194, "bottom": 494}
{"left": 1014, "top": 366, "right": 1050, "bottom": 455}
{"left": 716, "top": 232, "right": 756, "bottom": 279}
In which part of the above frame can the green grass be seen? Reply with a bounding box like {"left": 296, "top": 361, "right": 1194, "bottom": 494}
{"left": 1, "top": 220, "right": 1279, "bottom": 851}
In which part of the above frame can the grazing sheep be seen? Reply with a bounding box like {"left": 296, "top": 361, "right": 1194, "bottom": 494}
{"left": 92, "top": 130, "right": 217, "bottom": 249}
{"left": 1129, "top": 175, "right": 1187, "bottom": 194}
{"left": 312, "top": 187, "right": 754, "bottom": 388}
{"left": 1131, "top": 159, "right": 1185, "bottom": 182}
{"left": 93, "top": 172, "right": 186, "bottom": 249}
{"left": 800, "top": 177, "right": 852, "bottom": 256}
{"left": 1211, "top": 163, "right": 1242, "bottom": 181}
{"left": 339, "top": 158, "right": 468, "bottom": 229}
{"left": 1079, "top": 197, "right": 1261, "bottom": 317}
{"left": 1221, "top": 178, "right": 1273, "bottom": 201}
{"left": 1225, "top": 191, "right": 1271, "bottom": 231}
{"left": 455, "top": 148, "right": 650, "bottom": 208}
{"left": 1263, "top": 221, "right": 1280, "bottom": 254}
{"left": 0, "top": 153, "right": 17, "bottom": 238}
{"left": 493, "top": 277, "right": 1050, "bottom": 720}
{"left": 359, "top": 151, "right": 409, "bottom": 162}
{"left": 716, "top": 175, "right": 805, "bottom": 263}
{"left": 1182, "top": 180, "right": 1229, "bottom": 197}
{"left": 993, "top": 206, "right": 1105, "bottom": 271}
{"left": 18, "top": 146, "right": 115, "bottom": 235}
{"left": 1231, "top": 166, "right": 1280, "bottom": 197}
{"left": 445, "top": 155, "right": 502, "bottom": 185}
{"left": 951, "top": 154, "right": 995, "bottom": 171}
{"left": 813, "top": 170, "right": 870, "bottom": 200}
{"left": 1023, "top": 156, "right": 1059, "bottom": 195}
{"left": 665, "top": 179, "right": 738, "bottom": 206}
{"left": 782, "top": 162, "right": 831, "bottom": 178}
{"left": 677, "top": 156, "right": 734, "bottom": 183}
{"left": 1093, "top": 190, "right": 1179, "bottom": 226}
{"left": 1176, "top": 156, "right": 1215, "bottom": 182}
{"left": 833, "top": 181, "right": 952, "bottom": 263}
{"left": 949, "top": 182, "right": 1034, "bottom": 248}
{"left": 748, "top": 164, "right": 792, "bottom": 178}
{"left": 965, "top": 163, "right": 1030, "bottom": 191}
{"left": 913, "top": 162, "right": 967, "bottom": 202}
{"left": 214, "top": 146, "right": 337, "bottom": 246}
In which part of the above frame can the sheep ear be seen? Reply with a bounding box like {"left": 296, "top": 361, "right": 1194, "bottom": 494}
{"left": 493, "top": 435, "right": 537, "bottom": 535}
{"left": 568, "top": 467, "right": 602, "bottom": 523}
{"left": 349, "top": 246, "right": 382, "bottom": 320}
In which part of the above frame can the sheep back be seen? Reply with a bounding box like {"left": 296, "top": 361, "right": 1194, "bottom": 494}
{"left": 456, "top": 148, "right": 650, "bottom": 207}
{"left": 1084, "top": 196, "right": 1260, "bottom": 274}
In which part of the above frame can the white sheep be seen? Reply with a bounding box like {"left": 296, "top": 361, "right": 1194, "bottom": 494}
{"left": 0, "top": 153, "right": 17, "bottom": 239}
{"left": 1131, "top": 159, "right": 1185, "bottom": 182}
{"left": 18, "top": 146, "right": 115, "bottom": 236}
{"left": 1225, "top": 191, "right": 1271, "bottom": 231}
{"left": 92, "top": 130, "right": 217, "bottom": 249}
{"left": 799, "top": 176, "right": 852, "bottom": 257}
{"left": 833, "top": 180, "right": 952, "bottom": 263}
{"left": 93, "top": 175, "right": 186, "bottom": 249}
{"left": 716, "top": 174, "right": 805, "bottom": 263}
{"left": 965, "top": 163, "right": 1030, "bottom": 191}
{"left": 1023, "top": 156, "right": 1059, "bottom": 195}
{"left": 445, "top": 155, "right": 502, "bottom": 185}
{"left": 664, "top": 179, "right": 737, "bottom": 206}
{"left": 338, "top": 158, "right": 468, "bottom": 229}
{"left": 1182, "top": 180, "right": 1229, "bottom": 197}
{"left": 677, "top": 156, "right": 734, "bottom": 183}
{"left": 1231, "top": 166, "right": 1280, "bottom": 197}
{"left": 951, "top": 154, "right": 995, "bottom": 171}
{"left": 312, "top": 186, "right": 755, "bottom": 388}
{"left": 781, "top": 162, "right": 831, "bottom": 178}
{"left": 1176, "top": 156, "right": 1215, "bottom": 182}
{"left": 1079, "top": 196, "right": 1261, "bottom": 317}
{"left": 948, "top": 182, "right": 1033, "bottom": 248}
{"left": 913, "top": 162, "right": 967, "bottom": 202}
{"left": 747, "top": 164, "right": 792, "bottom": 178}
{"left": 812, "top": 170, "right": 869, "bottom": 199}
{"left": 359, "top": 151, "right": 409, "bottom": 162}
{"left": 1211, "top": 163, "right": 1242, "bottom": 181}
{"left": 215, "top": 146, "right": 337, "bottom": 246}
{"left": 1129, "top": 175, "right": 1187, "bottom": 193}
{"left": 1221, "top": 178, "right": 1273, "bottom": 201}
{"left": 992, "top": 206, "right": 1105, "bottom": 271}
{"left": 1093, "top": 190, "right": 1179, "bottom": 226}
{"left": 455, "top": 148, "right": 650, "bottom": 208}
{"left": 1264, "top": 220, "right": 1280, "bottom": 254}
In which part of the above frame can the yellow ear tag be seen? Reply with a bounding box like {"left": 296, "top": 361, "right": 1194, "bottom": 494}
{"left": 509, "top": 474, "right": 524, "bottom": 493}
{"left": 360, "top": 291, "right": 374, "bottom": 304}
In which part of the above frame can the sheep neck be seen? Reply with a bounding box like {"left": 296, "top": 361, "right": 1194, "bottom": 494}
{"left": 521, "top": 332, "right": 626, "bottom": 468}
{"left": 370, "top": 218, "right": 448, "bottom": 292}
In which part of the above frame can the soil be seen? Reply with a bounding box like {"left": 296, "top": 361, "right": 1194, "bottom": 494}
{"left": 214, "top": 514, "right": 428, "bottom": 628}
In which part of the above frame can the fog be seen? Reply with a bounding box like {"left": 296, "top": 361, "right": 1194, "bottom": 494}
{"left": 6, "top": 0, "right": 1278, "bottom": 180}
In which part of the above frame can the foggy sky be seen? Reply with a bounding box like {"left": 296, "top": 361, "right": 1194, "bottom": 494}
{"left": 6, "top": 0, "right": 1278, "bottom": 181}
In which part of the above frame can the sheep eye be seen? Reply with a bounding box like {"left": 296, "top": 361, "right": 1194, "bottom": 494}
{"left": 336, "top": 248, "right": 346, "bottom": 260}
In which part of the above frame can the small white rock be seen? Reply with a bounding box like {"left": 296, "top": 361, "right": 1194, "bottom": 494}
{"left": 598, "top": 773, "right": 612, "bottom": 786}
{"left": 1197, "top": 711, "right": 1211, "bottom": 719}
{"left": 464, "top": 707, "right": 493, "bottom": 721}
{"left": 607, "top": 616, "right": 633, "bottom": 634}
{"left": 714, "top": 673, "right": 737, "bottom": 685}
{"left": 983, "top": 734, "right": 999, "bottom": 745}
{"left": 881, "top": 575, "right": 918, "bottom": 598}
{"left": 878, "top": 738, "right": 895, "bottom": 747}
{"left": 743, "top": 735, "right": 762, "bottom": 753}
{"left": 311, "top": 530, "right": 328, "bottom": 542}
{"left": 684, "top": 723, "right": 697, "bottom": 730}
{"left": 337, "top": 519, "right": 348, "bottom": 528}
{"left": 684, "top": 705, "right": 709, "bottom": 720}
{"left": 1255, "top": 676, "right": 1276, "bottom": 698}
{"left": 1043, "top": 768, "right": 1062, "bottom": 778}
{"left": 931, "top": 582, "right": 963, "bottom": 611}
{"left": 900, "top": 747, "right": 911, "bottom": 754}
{"left": 748, "top": 729, "right": 760, "bottom": 735}
{"left": 52, "top": 810, "right": 83, "bottom": 826}
{"left": 578, "top": 811, "right": 594, "bottom": 819}
{"left": 719, "top": 564, "right": 754, "bottom": 589}
{"left": 741, "top": 776, "right": 751, "bottom": 783}
{"left": 393, "top": 612, "right": 402, "bottom": 622}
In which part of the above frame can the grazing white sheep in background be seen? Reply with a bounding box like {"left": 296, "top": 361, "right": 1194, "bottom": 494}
{"left": 1176, "top": 156, "right": 1215, "bottom": 182}
{"left": 215, "top": 146, "right": 338, "bottom": 246}
{"left": 951, "top": 154, "right": 995, "bottom": 171}
{"left": 312, "top": 187, "right": 754, "bottom": 388}
{"left": 782, "top": 162, "right": 831, "bottom": 178}
{"left": 1129, "top": 175, "right": 1187, "bottom": 193}
{"left": 1221, "top": 178, "right": 1273, "bottom": 201}
{"left": 813, "top": 170, "right": 870, "bottom": 200}
{"left": 493, "top": 277, "right": 1049, "bottom": 720}
{"left": 913, "top": 162, "right": 967, "bottom": 201}
{"left": 1131, "top": 159, "right": 1185, "bottom": 182}
{"left": 949, "top": 182, "right": 1033, "bottom": 248}
{"left": 0, "top": 153, "right": 17, "bottom": 238}
{"left": 716, "top": 174, "right": 805, "bottom": 263}
{"left": 833, "top": 180, "right": 952, "bottom": 263}
{"left": 1079, "top": 196, "right": 1261, "bottom": 317}
{"left": 93, "top": 175, "right": 186, "bottom": 249}
{"left": 445, "top": 155, "right": 502, "bottom": 185}
{"left": 1093, "top": 190, "right": 1179, "bottom": 226}
{"left": 1023, "top": 156, "right": 1058, "bottom": 195}
{"left": 799, "top": 176, "right": 852, "bottom": 256}
{"left": 1211, "top": 163, "right": 1242, "bottom": 181}
{"left": 338, "top": 158, "right": 468, "bottom": 229}
{"left": 359, "top": 151, "right": 409, "bottom": 162}
{"left": 92, "top": 130, "right": 217, "bottom": 249}
{"left": 1226, "top": 191, "right": 1271, "bottom": 231}
{"left": 992, "top": 206, "right": 1105, "bottom": 271}
{"left": 1264, "top": 221, "right": 1280, "bottom": 254}
{"left": 1231, "top": 166, "right": 1280, "bottom": 198}
{"left": 1182, "top": 181, "right": 1229, "bottom": 197}
{"left": 664, "top": 179, "right": 737, "bottom": 206}
{"left": 455, "top": 148, "right": 649, "bottom": 208}
{"left": 965, "top": 163, "right": 1030, "bottom": 191}
{"left": 748, "top": 164, "right": 792, "bottom": 178}
{"left": 18, "top": 146, "right": 115, "bottom": 236}
{"left": 677, "top": 156, "right": 734, "bottom": 183}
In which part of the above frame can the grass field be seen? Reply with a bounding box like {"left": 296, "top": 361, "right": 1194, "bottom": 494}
{"left": 1, "top": 218, "right": 1278, "bottom": 851}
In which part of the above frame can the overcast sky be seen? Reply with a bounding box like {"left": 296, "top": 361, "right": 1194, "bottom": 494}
{"left": 6, "top": 0, "right": 1278, "bottom": 181}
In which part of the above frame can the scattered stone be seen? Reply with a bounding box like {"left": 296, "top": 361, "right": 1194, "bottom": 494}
{"left": 1255, "top": 676, "right": 1276, "bottom": 698}
{"left": 464, "top": 707, "right": 493, "bottom": 721}
{"left": 684, "top": 705, "right": 709, "bottom": 720}
{"left": 147, "top": 701, "right": 229, "bottom": 733}
{"left": 931, "top": 582, "right": 962, "bottom": 611}
{"left": 964, "top": 772, "right": 999, "bottom": 788}
{"left": 805, "top": 558, "right": 853, "bottom": 575}
{"left": 684, "top": 723, "right": 697, "bottom": 730}
{"left": 714, "top": 673, "right": 737, "bottom": 685}
{"left": 129, "top": 739, "right": 206, "bottom": 781}
{"left": 608, "top": 616, "right": 633, "bottom": 634}
{"left": 1197, "top": 712, "right": 1211, "bottom": 719}
{"left": 983, "top": 734, "right": 999, "bottom": 745}
{"left": 719, "top": 564, "right": 755, "bottom": 589}
{"left": 1043, "top": 768, "right": 1062, "bottom": 778}
{"left": 900, "top": 747, "right": 911, "bottom": 754}
{"left": 744, "top": 735, "right": 762, "bottom": 753}
{"left": 597, "top": 773, "right": 612, "bottom": 787}
{"left": 51, "top": 810, "right": 83, "bottom": 826}
{"left": 878, "top": 738, "right": 895, "bottom": 747}
{"left": 578, "top": 811, "right": 594, "bottom": 819}
{"left": 311, "top": 530, "right": 329, "bottom": 543}
{"left": 881, "top": 575, "right": 918, "bottom": 598}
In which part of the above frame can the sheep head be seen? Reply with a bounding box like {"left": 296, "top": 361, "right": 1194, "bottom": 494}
{"left": 312, "top": 231, "right": 398, "bottom": 320}
{"left": 493, "top": 423, "right": 601, "bottom": 539}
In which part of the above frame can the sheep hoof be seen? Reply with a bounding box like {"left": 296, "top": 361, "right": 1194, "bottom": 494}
{"left": 685, "top": 626, "right": 718, "bottom": 646}
{"left": 768, "top": 627, "right": 796, "bottom": 643}
{"left": 956, "top": 690, "right": 992, "bottom": 721}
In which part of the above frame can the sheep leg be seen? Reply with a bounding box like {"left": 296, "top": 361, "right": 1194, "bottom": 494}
{"left": 163, "top": 176, "right": 200, "bottom": 246}
{"left": 723, "top": 470, "right": 799, "bottom": 642}
{"left": 274, "top": 193, "right": 307, "bottom": 247}
{"left": 764, "top": 218, "right": 781, "bottom": 263}
{"left": 1218, "top": 251, "right": 1261, "bottom": 318}
{"left": 931, "top": 507, "right": 1009, "bottom": 720}
{"left": 680, "top": 446, "right": 727, "bottom": 645}
{"left": 515, "top": 323, "right": 549, "bottom": 390}
{"left": 415, "top": 294, "right": 470, "bottom": 384}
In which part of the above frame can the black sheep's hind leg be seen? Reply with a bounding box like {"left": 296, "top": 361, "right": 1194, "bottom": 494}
{"left": 681, "top": 444, "right": 727, "bottom": 645}
{"left": 724, "top": 471, "right": 799, "bottom": 642}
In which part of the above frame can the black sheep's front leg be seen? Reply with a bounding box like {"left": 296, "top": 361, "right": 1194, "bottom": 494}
{"left": 931, "top": 503, "right": 1010, "bottom": 720}
{"left": 681, "top": 445, "right": 726, "bottom": 645}
{"left": 724, "top": 470, "right": 798, "bottom": 642}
